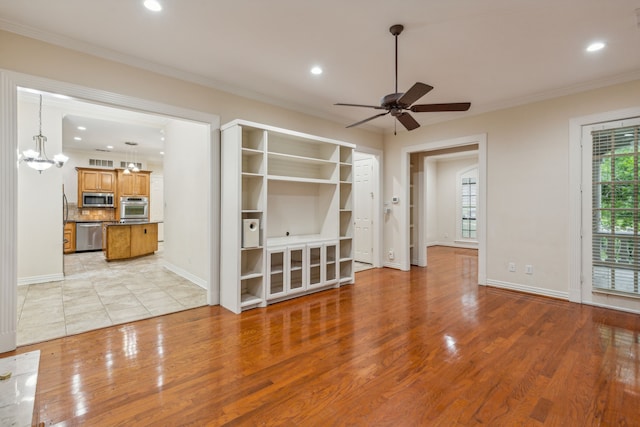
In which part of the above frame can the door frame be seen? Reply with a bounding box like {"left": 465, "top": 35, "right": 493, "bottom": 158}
{"left": 569, "top": 106, "right": 640, "bottom": 313}
{"left": 354, "top": 146, "right": 383, "bottom": 268}
{"left": 400, "top": 134, "right": 487, "bottom": 285}
{"left": 0, "top": 69, "right": 220, "bottom": 352}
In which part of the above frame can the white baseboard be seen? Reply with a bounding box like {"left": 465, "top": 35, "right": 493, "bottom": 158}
{"left": 383, "top": 261, "right": 404, "bottom": 270}
{"left": 582, "top": 300, "right": 640, "bottom": 315}
{"left": 18, "top": 273, "right": 64, "bottom": 286}
{"left": 427, "top": 241, "right": 478, "bottom": 250}
{"left": 0, "top": 331, "right": 17, "bottom": 353}
{"left": 163, "top": 262, "right": 207, "bottom": 289}
{"left": 486, "top": 279, "right": 569, "bottom": 300}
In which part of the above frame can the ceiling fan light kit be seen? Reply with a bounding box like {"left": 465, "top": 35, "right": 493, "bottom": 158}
{"left": 335, "top": 24, "right": 471, "bottom": 132}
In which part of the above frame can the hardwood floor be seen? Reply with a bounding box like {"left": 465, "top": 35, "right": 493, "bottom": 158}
{"left": 3, "top": 246, "right": 639, "bottom": 426}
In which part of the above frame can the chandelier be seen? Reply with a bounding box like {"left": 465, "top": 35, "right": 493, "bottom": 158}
{"left": 20, "top": 94, "right": 68, "bottom": 173}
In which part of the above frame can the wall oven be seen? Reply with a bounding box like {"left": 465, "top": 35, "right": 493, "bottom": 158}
{"left": 82, "top": 192, "right": 114, "bottom": 207}
{"left": 120, "top": 196, "right": 149, "bottom": 222}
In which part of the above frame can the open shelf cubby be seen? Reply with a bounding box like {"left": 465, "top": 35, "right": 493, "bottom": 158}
{"left": 340, "top": 183, "right": 352, "bottom": 210}
{"left": 268, "top": 132, "right": 339, "bottom": 162}
{"left": 242, "top": 127, "right": 266, "bottom": 151}
{"left": 241, "top": 248, "right": 263, "bottom": 278}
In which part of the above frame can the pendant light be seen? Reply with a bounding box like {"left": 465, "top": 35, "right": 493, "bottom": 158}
{"left": 21, "top": 94, "right": 68, "bottom": 173}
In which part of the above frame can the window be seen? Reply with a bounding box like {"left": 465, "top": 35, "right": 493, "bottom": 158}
{"left": 458, "top": 167, "right": 478, "bottom": 241}
{"left": 592, "top": 125, "right": 640, "bottom": 296}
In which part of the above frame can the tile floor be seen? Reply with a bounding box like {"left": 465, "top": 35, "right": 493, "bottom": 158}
{"left": 16, "top": 245, "right": 207, "bottom": 346}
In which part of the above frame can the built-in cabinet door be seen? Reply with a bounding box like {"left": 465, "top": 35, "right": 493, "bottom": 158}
{"left": 324, "top": 242, "right": 339, "bottom": 285}
{"left": 307, "top": 244, "right": 323, "bottom": 288}
{"left": 288, "top": 245, "right": 306, "bottom": 295}
{"left": 267, "top": 248, "right": 286, "bottom": 300}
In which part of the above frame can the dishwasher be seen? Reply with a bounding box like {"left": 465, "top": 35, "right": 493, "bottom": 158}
{"left": 75, "top": 222, "right": 103, "bottom": 252}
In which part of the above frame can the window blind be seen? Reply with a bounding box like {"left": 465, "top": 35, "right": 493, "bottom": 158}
{"left": 592, "top": 125, "right": 640, "bottom": 296}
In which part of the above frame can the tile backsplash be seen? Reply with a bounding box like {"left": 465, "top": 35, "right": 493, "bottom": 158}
{"left": 66, "top": 203, "right": 115, "bottom": 222}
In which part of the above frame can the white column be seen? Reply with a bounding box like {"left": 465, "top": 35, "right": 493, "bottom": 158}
{"left": 0, "top": 71, "right": 18, "bottom": 352}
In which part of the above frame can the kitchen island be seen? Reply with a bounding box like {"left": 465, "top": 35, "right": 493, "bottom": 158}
{"left": 103, "top": 222, "right": 159, "bottom": 261}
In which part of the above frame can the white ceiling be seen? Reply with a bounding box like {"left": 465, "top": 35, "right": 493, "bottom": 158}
{"left": 2, "top": 0, "right": 640, "bottom": 134}
{"left": 18, "top": 90, "right": 169, "bottom": 163}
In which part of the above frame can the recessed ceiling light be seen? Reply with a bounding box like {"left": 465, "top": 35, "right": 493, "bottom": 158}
{"left": 586, "top": 41, "right": 605, "bottom": 52}
{"left": 106, "top": 145, "right": 114, "bottom": 149}
{"left": 310, "top": 66, "right": 323, "bottom": 75}
{"left": 77, "top": 126, "right": 86, "bottom": 131}
{"left": 144, "top": 0, "right": 162, "bottom": 12}
{"left": 160, "top": 151, "right": 165, "bottom": 155}
{"left": 74, "top": 137, "right": 82, "bottom": 141}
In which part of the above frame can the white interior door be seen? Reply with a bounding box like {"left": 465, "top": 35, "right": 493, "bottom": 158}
{"left": 355, "top": 157, "right": 373, "bottom": 263}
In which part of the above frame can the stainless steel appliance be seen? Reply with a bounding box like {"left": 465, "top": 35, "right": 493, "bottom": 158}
{"left": 120, "top": 196, "right": 149, "bottom": 222}
{"left": 76, "top": 222, "right": 103, "bottom": 252}
{"left": 82, "top": 192, "right": 114, "bottom": 207}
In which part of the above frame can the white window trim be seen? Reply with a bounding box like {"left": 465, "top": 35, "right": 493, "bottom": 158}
{"left": 569, "top": 106, "right": 640, "bottom": 314}
{"left": 456, "top": 164, "right": 479, "bottom": 244}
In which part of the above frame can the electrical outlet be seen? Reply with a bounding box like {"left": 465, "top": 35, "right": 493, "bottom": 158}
{"left": 388, "top": 249, "right": 395, "bottom": 260}
{"left": 508, "top": 262, "right": 516, "bottom": 272}
{"left": 525, "top": 265, "right": 533, "bottom": 275}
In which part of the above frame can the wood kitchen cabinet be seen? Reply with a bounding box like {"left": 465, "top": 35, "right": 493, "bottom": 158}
{"left": 117, "top": 170, "right": 151, "bottom": 198}
{"left": 77, "top": 168, "right": 115, "bottom": 198}
{"left": 63, "top": 222, "right": 75, "bottom": 254}
{"left": 104, "top": 222, "right": 158, "bottom": 261}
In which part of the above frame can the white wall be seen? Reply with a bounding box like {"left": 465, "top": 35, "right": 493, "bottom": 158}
{"left": 384, "top": 79, "right": 640, "bottom": 302}
{"left": 17, "top": 97, "right": 64, "bottom": 284}
{"left": 163, "top": 120, "right": 210, "bottom": 288}
{"left": 433, "top": 156, "right": 477, "bottom": 247}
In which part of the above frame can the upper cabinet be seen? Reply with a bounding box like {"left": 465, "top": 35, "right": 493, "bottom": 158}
{"left": 117, "top": 170, "right": 151, "bottom": 198}
{"left": 77, "top": 168, "right": 116, "bottom": 193}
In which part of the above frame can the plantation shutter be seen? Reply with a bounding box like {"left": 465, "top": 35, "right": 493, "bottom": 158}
{"left": 591, "top": 125, "right": 640, "bottom": 296}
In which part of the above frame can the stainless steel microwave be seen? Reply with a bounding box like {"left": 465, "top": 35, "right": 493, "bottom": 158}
{"left": 82, "top": 192, "right": 114, "bottom": 207}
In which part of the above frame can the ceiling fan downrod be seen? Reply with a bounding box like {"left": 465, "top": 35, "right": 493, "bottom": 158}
{"left": 390, "top": 24, "right": 404, "bottom": 95}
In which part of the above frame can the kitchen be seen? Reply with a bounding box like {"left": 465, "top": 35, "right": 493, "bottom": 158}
{"left": 16, "top": 89, "right": 212, "bottom": 345}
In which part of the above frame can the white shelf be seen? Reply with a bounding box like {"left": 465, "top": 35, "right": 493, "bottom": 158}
{"left": 267, "top": 151, "right": 336, "bottom": 167}
{"left": 242, "top": 147, "right": 264, "bottom": 156}
{"left": 267, "top": 175, "right": 336, "bottom": 185}
{"left": 240, "top": 272, "right": 263, "bottom": 280}
{"left": 240, "top": 293, "right": 263, "bottom": 307}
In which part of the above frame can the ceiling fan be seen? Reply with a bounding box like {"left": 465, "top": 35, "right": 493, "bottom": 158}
{"left": 335, "top": 24, "right": 471, "bottom": 132}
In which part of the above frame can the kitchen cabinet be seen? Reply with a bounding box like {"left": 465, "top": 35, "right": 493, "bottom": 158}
{"left": 77, "top": 168, "right": 115, "bottom": 203}
{"left": 117, "top": 170, "right": 151, "bottom": 198}
{"left": 220, "top": 120, "right": 354, "bottom": 314}
{"left": 63, "top": 222, "right": 75, "bottom": 254}
{"left": 104, "top": 222, "right": 158, "bottom": 261}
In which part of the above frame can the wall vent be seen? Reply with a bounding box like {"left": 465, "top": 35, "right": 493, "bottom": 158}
{"left": 120, "top": 161, "right": 142, "bottom": 169}
{"left": 89, "top": 159, "right": 114, "bottom": 167}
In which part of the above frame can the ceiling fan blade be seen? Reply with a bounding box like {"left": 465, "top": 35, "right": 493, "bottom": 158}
{"left": 410, "top": 102, "right": 471, "bottom": 112}
{"left": 397, "top": 82, "right": 434, "bottom": 106}
{"left": 396, "top": 112, "right": 420, "bottom": 131}
{"left": 346, "top": 112, "right": 389, "bottom": 128}
{"left": 335, "top": 103, "right": 385, "bottom": 110}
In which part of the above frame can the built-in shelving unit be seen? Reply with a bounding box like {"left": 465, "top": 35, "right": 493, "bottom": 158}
{"left": 220, "top": 120, "right": 355, "bottom": 313}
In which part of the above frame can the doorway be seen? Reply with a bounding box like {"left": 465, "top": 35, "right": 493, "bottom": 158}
{"left": 353, "top": 149, "right": 382, "bottom": 271}
{"left": 354, "top": 153, "right": 374, "bottom": 267}
{"left": 401, "top": 134, "right": 487, "bottom": 284}
{"left": 0, "top": 70, "right": 220, "bottom": 352}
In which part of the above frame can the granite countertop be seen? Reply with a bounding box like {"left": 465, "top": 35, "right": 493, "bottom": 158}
{"left": 104, "top": 221, "right": 160, "bottom": 227}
